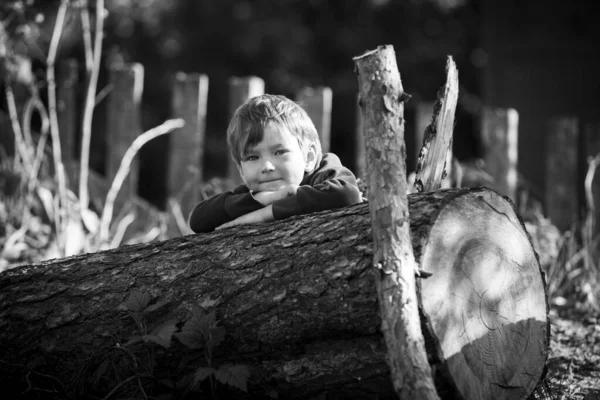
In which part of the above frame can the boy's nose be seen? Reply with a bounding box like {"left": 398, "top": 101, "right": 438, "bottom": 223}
{"left": 261, "top": 160, "right": 275, "bottom": 172}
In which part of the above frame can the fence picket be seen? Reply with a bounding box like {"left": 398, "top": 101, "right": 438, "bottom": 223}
{"left": 167, "top": 72, "right": 209, "bottom": 221}
{"left": 480, "top": 107, "right": 519, "bottom": 200}
{"left": 296, "top": 86, "right": 332, "bottom": 154}
{"left": 545, "top": 117, "right": 579, "bottom": 231}
{"left": 106, "top": 63, "right": 144, "bottom": 204}
{"left": 227, "top": 76, "right": 265, "bottom": 185}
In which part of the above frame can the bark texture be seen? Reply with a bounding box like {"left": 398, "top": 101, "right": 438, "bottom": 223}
{"left": 0, "top": 188, "right": 548, "bottom": 400}
{"left": 354, "top": 45, "right": 440, "bottom": 400}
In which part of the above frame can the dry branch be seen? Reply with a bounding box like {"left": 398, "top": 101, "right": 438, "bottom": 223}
{"left": 415, "top": 56, "right": 459, "bottom": 192}
{"left": 354, "top": 45, "right": 439, "bottom": 399}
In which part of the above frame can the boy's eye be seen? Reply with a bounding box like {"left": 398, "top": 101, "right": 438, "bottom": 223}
{"left": 275, "top": 149, "right": 288, "bottom": 156}
{"left": 245, "top": 155, "right": 259, "bottom": 161}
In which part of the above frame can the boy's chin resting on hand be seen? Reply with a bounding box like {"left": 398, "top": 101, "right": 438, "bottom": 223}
{"left": 250, "top": 184, "right": 299, "bottom": 206}
{"left": 215, "top": 204, "right": 275, "bottom": 230}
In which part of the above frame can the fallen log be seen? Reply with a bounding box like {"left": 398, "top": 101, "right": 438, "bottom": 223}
{"left": 0, "top": 187, "right": 549, "bottom": 399}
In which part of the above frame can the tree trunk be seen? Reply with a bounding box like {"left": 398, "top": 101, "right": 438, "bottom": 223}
{"left": 354, "top": 45, "right": 440, "bottom": 400}
{"left": 0, "top": 188, "right": 549, "bottom": 400}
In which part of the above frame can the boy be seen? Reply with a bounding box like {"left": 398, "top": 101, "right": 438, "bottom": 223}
{"left": 188, "top": 94, "right": 362, "bottom": 233}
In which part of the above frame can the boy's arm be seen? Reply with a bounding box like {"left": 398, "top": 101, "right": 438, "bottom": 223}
{"left": 215, "top": 205, "right": 274, "bottom": 230}
{"left": 188, "top": 186, "right": 264, "bottom": 233}
{"left": 272, "top": 155, "right": 362, "bottom": 221}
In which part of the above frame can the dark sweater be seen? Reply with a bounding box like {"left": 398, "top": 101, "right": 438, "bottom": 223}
{"left": 188, "top": 153, "right": 362, "bottom": 233}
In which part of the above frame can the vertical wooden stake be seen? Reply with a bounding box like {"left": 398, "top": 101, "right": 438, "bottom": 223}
{"left": 57, "top": 59, "right": 79, "bottom": 165}
{"left": 545, "top": 117, "right": 579, "bottom": 231}
{"left": 227, "top": 76, "right": 264, "bottom": 185}
{"left": 480, "top": 107, "right": 519, "bottom": 200}
{"left": 106, "top": 63, "right": 144, "bottom": 205}
{"left": 296, "top": 86, "right": 332, "bottom": 153}
{"left": 167, "top": 72, "right": 209, "bottom": 228}
{"left": 414, "top": 56, "right": 459, "bottom": 193}
{"left": 353, "top": 45, "right": 440, "bottom": 400}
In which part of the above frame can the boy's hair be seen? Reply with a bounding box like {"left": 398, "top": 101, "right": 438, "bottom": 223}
{"left": 227, "top": 94, "right": 322, "bottom": 165}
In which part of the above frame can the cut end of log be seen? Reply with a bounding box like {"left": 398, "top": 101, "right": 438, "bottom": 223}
{"left": 418, "top": 188, "right": 549, "bottom": 400}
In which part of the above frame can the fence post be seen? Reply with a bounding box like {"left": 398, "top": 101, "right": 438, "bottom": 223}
{"left": 106, "top": 63, "right": 144, "bottom": 205}
{"left": 545, "top": 117, "right": 579, "bottom": 231}
{"left": 227, "top": 76, "right": 265, "bottom": 185}
{"left": 480, "top": 107, "right": 519, "bottom": 200}
{"left": 296, "top": 86, "right": 332, "bottom": 154}
{"left": 57, "top": 59, "right": 79, "bottom": 164}
{"left": 167, "top": 72, "right": 209, "bottom": 228}
{"left": 584, "top": 122, "right": 600, "bottom": 236}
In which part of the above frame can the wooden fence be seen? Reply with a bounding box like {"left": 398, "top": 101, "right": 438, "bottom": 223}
{"left": 6, "top": 59, "right": 599, "bottom": 238}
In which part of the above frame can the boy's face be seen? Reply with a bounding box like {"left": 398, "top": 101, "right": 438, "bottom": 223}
{"left": 238, "top": 122, "right": 316, "bottom": 192}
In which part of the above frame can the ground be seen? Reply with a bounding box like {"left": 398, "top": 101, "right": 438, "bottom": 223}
{"left": 537, "top": 305, "right": 600, "bottom": 400}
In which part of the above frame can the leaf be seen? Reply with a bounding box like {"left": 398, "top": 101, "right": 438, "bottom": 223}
{"left": 142, "top": 319, "right": 178, "bottom": 348}
{"left": 142, "top": 334, "right": 170, "bottom": 348}
{"left": 174, "top": 318, "right": 205, "bottom": 350}
{"left": 193, "top": 367, "right": 215, "bottom": 386}
{"left": 124, "top": 335, "right": 143, "bottom": 347}
{"left": 207, "top": 326, "right": 226, "bottom": 350}
{"left": 215, "top": 364, "right": 250, "bottom": 392}
{"left": 174, "top": 306, "right": 215, "bottom": 349}
{"left": 144, "top": 299, "right": 170, "bottom": 314}
{"left": 123, "top": 290, "right": 152, "bottom": 313}
{"left": 81, "top": 207, "right": 100, "bottom": 234}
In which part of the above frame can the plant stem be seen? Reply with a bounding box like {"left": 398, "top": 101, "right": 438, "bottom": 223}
{"left": 98, "top": 119, "right": 184, "bottom": 247}
{"left": 79, "top": 0, "right": 105, "bottom": 216}
{"left": 5, "top": 85, "right": 31, "bottom": 171}
{"left": 79, "top": 0, "right": 94, "bottom": 74}
{"left": 46, "top": 0, "right": 70, "bottom": 257}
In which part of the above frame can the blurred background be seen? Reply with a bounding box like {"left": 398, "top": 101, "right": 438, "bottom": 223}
{"left": 1, "top": 0, "right": 599, "bottom": 215}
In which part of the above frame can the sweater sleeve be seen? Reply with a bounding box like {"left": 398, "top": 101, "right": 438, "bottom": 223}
{"left": 271, "top": 153, "right": 362, "bottom": 221}
{"left": 188, "top": 185, "right": 263, "bottom": 233}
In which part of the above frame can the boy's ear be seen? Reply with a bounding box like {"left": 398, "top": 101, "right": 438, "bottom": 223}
{"left": 305, "top": 142, "right": 318, "bottom": 172}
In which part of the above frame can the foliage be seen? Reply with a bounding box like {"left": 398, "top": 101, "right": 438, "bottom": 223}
{"left": 0, "top": 0, "right": 183, "bottom": 273}
{"left": 100, "top": 290, "right": 253, "bottom": 399}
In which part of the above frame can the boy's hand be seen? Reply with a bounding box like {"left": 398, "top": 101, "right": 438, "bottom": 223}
{"left": 252, "top": 184, "right": 299, "bottom": 206}
{"left": 215, "top": 205, "right": 274, "bottom": 230}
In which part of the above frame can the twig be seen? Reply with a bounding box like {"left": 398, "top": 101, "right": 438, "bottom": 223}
{"left": 21, "top": 95, "right": 38, "bottom": 151}
{"left": 584, "top": 154, "right": 600, "bottom": 240}
{"left": 80, "top": 0, "right": 105, "bottom": 216}
{"left": 95, "top": 84, "right": 113, "bottom": 106}
{"left": 5, "top": 85, "right": 32, "bottom": 170}
{"left": 46, "top": 0, "right": 70, "bottom": 257}
{"left": 168, "top": 197, "right": 191, "bottom": 235}
{"left": 78, "top": 0, "right": 94, "bottom": 74}
{"left": 98, "top": 119, "right": 184, "bottom": 245}
{"left": 109, "top": 212, "right": 135, "bottom": 249}
{"left": 21, "top": 95, "right": 50, "bottom": 231}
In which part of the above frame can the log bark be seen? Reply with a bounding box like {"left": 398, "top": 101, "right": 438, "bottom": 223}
{"left": 354, "top": 45, "right": 439, "bottom": 399}
{"left": 0, "top": 188, "right": 549, "bottom": 400}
